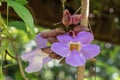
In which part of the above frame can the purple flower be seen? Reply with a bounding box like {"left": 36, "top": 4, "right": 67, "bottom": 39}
{"left": 51, "top": 31, "right": 100, "bottom": 67}
{"left": 21, "top": 34, "right": 51, "bottom": 73}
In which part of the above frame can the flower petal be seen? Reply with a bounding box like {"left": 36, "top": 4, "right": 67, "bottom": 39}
{"left": 65, "top": 50, "right": 86, "bottom": 67}
{"left": 25, "top": 56, "right": 43, "bottom": 73}
{"left": 21, "top": 48, "right": 48, "bottom": 61}
{"left": 35, "top": 34, "right": 48, "bottom": 48}
{"left": 57, "top": 34, "right": 73, "bottom": 44}
{"left": 21, "top": 48, "right": 50, "bottom": 73}
{"left": 81, "top": 44, "right": 100, "bottom": 59}
{"left": 21, "top": 48, "right": 39, "bottom": 62}
{"left": 51, "top": 42, "right": 70, "bottom": 57}
{"left": 75, "top": 31, "right": 94, "bottom": 44}
{"left": 43, "top": 57, "right": 51, "bottom": 64}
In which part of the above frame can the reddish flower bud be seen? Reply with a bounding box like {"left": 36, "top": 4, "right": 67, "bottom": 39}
{"left": 71, "top": 14, "right": 82, "bottom": 25}
{"left": 73, "top": 25, "right": 89, "bottom": 34}
{"left": 68, "top": 30, "right": 76, "bottom": 38}
{"left": 42, "top": 47, "right": 62, "bottom": 59}
{"left": 62, "top": 9, "right": 72, "bottom": 26}
{"left": 47, "top": 38, "right": 58, "bottom": 44}
{"left": 55, "top": 28, "right": 65, "bottom": 35}
{"left": 49, "top": 52, "right": 62, "bottom": 59}
{"left": 42, "top": 47, "right": 53, "bottom": 54}
{"left": 41, "top": 28, "right": 65, "bottom": 38}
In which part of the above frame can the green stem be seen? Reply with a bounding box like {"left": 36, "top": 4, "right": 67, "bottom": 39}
{"left": 0, "top": 10, "right": 3, "bottom": 80}
{"left": 0, "top": 50, "right": 5, "bottom": 80}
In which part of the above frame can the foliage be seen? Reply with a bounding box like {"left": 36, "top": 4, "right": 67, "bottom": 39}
{"left": 4, "top": 0, "right": 35, "bottom": 37}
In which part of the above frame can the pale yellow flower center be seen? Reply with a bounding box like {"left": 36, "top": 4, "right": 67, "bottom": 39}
{"left": 69, "top": 42, "right": 81, "bottom": 51}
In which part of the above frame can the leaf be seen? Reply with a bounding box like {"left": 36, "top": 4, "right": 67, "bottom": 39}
{"left": 15, "top": 0, "right": 28, "bottom": 5}
{"left": 8, "top": 21, "right": 27, "bottom": 32}
{"left": 4, "top": 0, "right": 35, "bottom": 36}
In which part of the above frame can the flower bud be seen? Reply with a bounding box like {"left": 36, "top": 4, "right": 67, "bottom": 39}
{"left": 68, "top": 30, "right": 76, "bottom": 38}
{"left": 41, "top": 28, "right": 65, "bottom": 38}
{"left": 71, "top": 14, "right": 82, "bottom": 25}
{"left": 62, "top": 9, "right": 72, "bottom": 26}
{"left": 73, "top": 25, "right": 89, "bottom": 34}
{"left": 49, "top": 53, "right": 62, "bottom": 59}
{"left": 47, "top": 38, "right": 58, "bottom": 44}
{"left": 42, "top": 47, "right": 52, "bottom": 54}
{"left": 42, "top": 47, "right": 62, "bottom": 59}
{"left": 55, "top": 28, "right": 65, "bottom": 35}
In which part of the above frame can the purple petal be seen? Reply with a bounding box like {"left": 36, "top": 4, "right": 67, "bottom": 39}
{"left": 25, "top": 56, "right": 43, "bottom": 73}
{"left": 65, "top": 50, "right": 86, "bottom": 67}
{"left": 21, "top": 48, "right": 51, "bottom": 73}
{"left": 51, "top": 42, "right": 70, "bottom": 57}
{"left": 43, "top": 57, "right": 51, "bottom": 64}
{"left": 21, "top": 48, "right": 49, "bottom": 62}
{"left": 75, "top": 31, "right": 94, "bottom": 44}
{"left": 57, "top": 34, "right": 73, "bottom": 44}
{"left": 35, "top": 34, "right": 48, "bottom": 48}
{"left": 81, "top": 44, "right": 100, "bottom": 60}
{"left": 21, "top": 48, "right": 39, "bottom": 62}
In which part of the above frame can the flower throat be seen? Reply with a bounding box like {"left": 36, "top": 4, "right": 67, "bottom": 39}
{"left": 69, "top": 42, "right": 81, "bottom": 51}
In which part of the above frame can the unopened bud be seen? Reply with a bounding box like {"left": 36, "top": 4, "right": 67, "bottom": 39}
{"left": 62, "top": 9, "right": 72, "bottom": 26}
{"left": 41, "top": 28, "right": 65, "bottom": 38}
{"left": 47, "top": 38, "right": 58, "bottom": 44}
{"left": 71, "top": 14, "right": 82, "bottom": 25}
{"left": 42, "top": 47, "right": 52, "bottom": 54}
{"left": 42, "top": 47, "right": 62, "bottom": 59}
{"left": 49, "top": 52, "right": 62, "bottom": 59}
{"left": 68, "top": 30, "right": 76, "bottom": 38}
{"left": 73, "top": 25, "right": 89, "bottom": 34}
{"left": 55, "top": 28, "right": 65, "bottom": 35}
{"left": 41, "top": 30, "right": 57, "bottom": 38}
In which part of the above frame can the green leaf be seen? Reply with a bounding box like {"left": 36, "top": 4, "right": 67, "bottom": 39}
{"left": 5, "top": 0, "right": 35, "bottom": 36}
{"left": 15, "top": 0, "right": 28, "bottom": 5}
{"left": 8, "top": 21, "right": 27, "bottom": 32}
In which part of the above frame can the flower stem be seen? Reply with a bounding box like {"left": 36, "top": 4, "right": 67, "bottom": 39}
{"left": 81, "top": 0, "right": 89, "bottom": 27}
{"left": 77, "top": 0, "right": 89, "bottom": 80}
{"left": 77, "top": 65, "right": 85, "bottom": 80}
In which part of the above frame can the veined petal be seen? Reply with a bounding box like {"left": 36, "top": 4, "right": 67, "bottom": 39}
{"left": 65, "top": 50, "right": 86, "bottom": 67}
{"left": 35, "top": 34, "right": 48, "bottom": 48}
{"left": 25, "top": 56, "right": 43, "bottom": 73}
{"left": 81, "top": 44, "right": 100, "bottom": 60}
{"left": 75, "top": 31, "right": 94, "bottom": 44}
{"left": 57, "top": 34, "right": 73, "bottom": 44}
{"left": 51, "top": 42, "right": 70, "bottom": 57}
